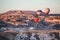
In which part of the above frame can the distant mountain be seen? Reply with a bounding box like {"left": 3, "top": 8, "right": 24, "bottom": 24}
{"left": 0, "top": 10, "right": 36, "bottom": 15}
{"left": 0, "top": 10, "right": 60, "bottom": 16}
{"left": 48, "top": 14, "right": 60, "bottom": 16}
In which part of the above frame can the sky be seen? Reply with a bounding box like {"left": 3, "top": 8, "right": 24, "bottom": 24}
{"left": 0, "top": 0, "right": 60, "bottom": 14}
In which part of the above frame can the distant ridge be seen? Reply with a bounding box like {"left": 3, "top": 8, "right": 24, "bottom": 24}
{"left": 0, "top": 10, "right": 60, "bottom": 16}
{"left": 0, "top": 10, "right": 36, "bottom": 15}
{"left": 48, "top": 14, "right": 60, "bottom": 16}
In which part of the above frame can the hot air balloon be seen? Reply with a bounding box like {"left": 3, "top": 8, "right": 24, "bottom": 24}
{"left": 34, "top": 18, "right": 39, "bottom": 30}
{"left": 34, "top": 18, "right": 38, "bottom": 23}
{"left": 44, "top": 8, "right": 50, "bottom": 15}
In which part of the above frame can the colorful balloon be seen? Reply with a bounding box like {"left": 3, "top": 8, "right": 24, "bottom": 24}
{"left": 34, "top": 18, "right": 38, "bottom": 23}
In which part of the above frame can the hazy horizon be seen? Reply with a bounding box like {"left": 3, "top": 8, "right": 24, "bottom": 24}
{"left": 0, "top": 0, "right": 60, "bottom": 13}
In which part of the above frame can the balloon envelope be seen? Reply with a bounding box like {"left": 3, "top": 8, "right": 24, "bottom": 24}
{"left": 34, "top": 18, "right": 38, "bottom": 23}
